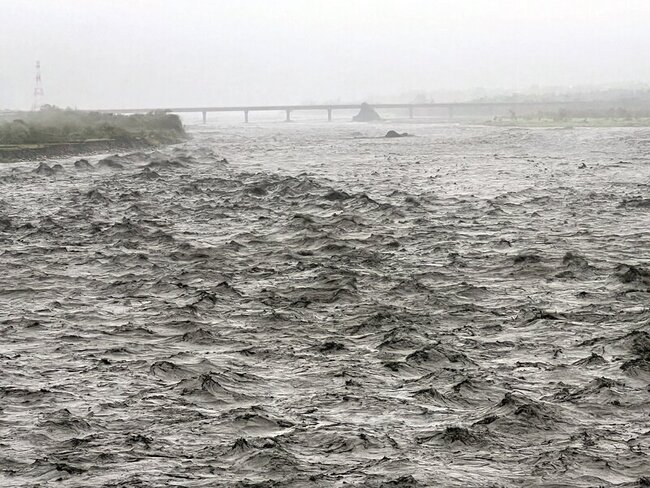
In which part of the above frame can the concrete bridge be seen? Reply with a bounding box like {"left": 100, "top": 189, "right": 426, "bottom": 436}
{"left": 90, "top": 100, "right": 625, "bottom": 124}
{"left": 96, "top": 102, "right": 429, "bottom": 123}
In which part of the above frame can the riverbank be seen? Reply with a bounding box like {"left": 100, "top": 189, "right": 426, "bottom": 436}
{"left": 483, "top": 117, "right": 650, "bottom": 128}
{"left": 0, "top": 108, "right": 187, "bottom": 162}
{"left": 0, "top": 138, "right": 176, "bottom": 163}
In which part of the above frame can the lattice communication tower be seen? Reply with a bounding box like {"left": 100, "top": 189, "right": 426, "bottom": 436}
{"left": 32, "top": 61, "right": 44, "bottom": 111}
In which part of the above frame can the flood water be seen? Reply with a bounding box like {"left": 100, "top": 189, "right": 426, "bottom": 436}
{"left": 1, "top": 122, "right": 649, "bottom": 487}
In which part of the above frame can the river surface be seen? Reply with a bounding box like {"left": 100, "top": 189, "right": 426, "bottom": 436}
{"left": 1, "top": 122, "right": 649, "bottom": 487}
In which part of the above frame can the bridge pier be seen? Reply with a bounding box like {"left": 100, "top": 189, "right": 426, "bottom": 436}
{"left": 285, "top": 109, "right": 292, "bottom": 122}
{"left": 202, "top": 111, "right": 207, "bottom": 124}
{"left": 244, "top": 110, "right": 249, "bottom": 123}
{"left": 408, "top": 106, "right": 414, "bottom": 119}
{"left": 327, "top": 108, "right": 332, "bottom": 122}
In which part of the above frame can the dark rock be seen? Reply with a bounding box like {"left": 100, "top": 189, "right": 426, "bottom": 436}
{"left": 86, "top": 189, "right": 112, "bottom": 203}
{"left": 74, "top": 159, "right": 94, "bottom": 171}
{"left": 562, "top": 252, "right": 589, "bottom": 268}
{"left": 353, "top": 102, "right": 381, "bottom": 122}
{"left": 418, "top": 426, "right": 481, "bottom": 446}
{"left": 139, "top": 167, "right": 160, "bottom": 179}
{"left": 96, "top": 155, "right": 125, "bottom": 170}
{"left": 33, "top": 162, "right": 55, "bottom": 175}
{"left": 619, "top": 198, "right": 650, "bottom": 209}
{"left": 615, "top": 264, "right": 650, "bottom": 286}
{"left": 513, "top": 252, "right": 542, "bottom": 264}
{"left": 385, "top": 130, "right": 408, "bottom": 138}
{"left": 379, "top": 475, "right": 421, "bottom": 487}
{"left": 318, "top": 341, "right": 345, "bottom": 353}
{"left": 323, "top": 190, "right": 351, "bottom": 201}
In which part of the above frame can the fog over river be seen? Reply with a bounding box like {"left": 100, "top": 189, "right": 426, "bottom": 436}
{"left": 1, "top": 122, "right": 649, "bottom": 486}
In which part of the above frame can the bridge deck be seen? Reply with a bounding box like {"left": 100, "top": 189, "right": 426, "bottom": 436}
{"left": 92, "top": 100, "right": 610, "bottom": 115}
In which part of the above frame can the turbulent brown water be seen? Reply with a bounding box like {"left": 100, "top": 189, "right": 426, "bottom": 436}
{"left": 1, "top": 122, "right": 649, "bottom": 487}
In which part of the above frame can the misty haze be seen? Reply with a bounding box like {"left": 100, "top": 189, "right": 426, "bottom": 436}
{"left": 1, "top": 1, "right": 650, "bottom": 487}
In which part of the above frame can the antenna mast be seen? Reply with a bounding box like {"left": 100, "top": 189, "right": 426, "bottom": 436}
{"left": 32, "top": 61, "right": 44, "bottom": 111}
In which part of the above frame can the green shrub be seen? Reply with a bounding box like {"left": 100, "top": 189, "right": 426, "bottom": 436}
{"left": 0, "top": 107, "right": 186, "bottom": 145}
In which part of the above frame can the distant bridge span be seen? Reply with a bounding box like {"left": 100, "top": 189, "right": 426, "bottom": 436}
{"left": 91, "top": 100, "right": 618, "bottom": 123}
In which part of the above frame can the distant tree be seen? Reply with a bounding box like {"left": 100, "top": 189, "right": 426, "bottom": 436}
{"left": 412, "top": 93, "right": 428, "bottom": 104}
{"left": 0, "top": 120, "right": 30, "bottom": 144}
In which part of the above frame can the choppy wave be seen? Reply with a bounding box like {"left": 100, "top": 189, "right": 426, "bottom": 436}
{"left": 0, "top": 123, "right": 649, "bottom": 487}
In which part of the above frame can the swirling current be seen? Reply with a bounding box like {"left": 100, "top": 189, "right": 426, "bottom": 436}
{"left": 0, "top": 123, "right": 649, "bottom": 487}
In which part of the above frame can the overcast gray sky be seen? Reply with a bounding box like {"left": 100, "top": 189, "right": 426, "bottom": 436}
{"left": 2, "top": 0, "right": 650, "bottom": 109}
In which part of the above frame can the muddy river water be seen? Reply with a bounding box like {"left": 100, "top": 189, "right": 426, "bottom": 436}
{"left": 1, "top": 122, "right": 649, "bottom": 487}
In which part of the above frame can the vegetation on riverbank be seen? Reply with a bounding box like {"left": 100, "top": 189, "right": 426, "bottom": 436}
{"left": 483, "top": 106, "right": 650, "bottom": 127}
{"left": 484, "top": 117, "right": 650, "bottom": 128}
{"left": 0, "top": 106, "right": 187, "bottom": 162}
